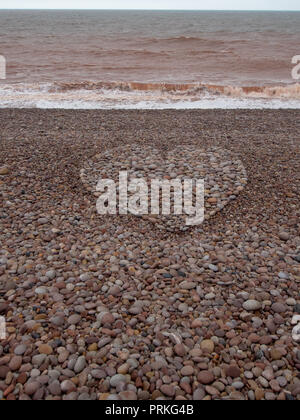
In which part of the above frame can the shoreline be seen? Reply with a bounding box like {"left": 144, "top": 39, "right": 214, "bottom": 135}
{"left": 1, "top": 82, "right": 300, "bottom": 111}
{"left": 0, "top": 109, "right": 299, "bottom": 400}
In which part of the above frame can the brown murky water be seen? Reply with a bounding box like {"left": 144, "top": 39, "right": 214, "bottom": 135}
{"left": 0, "top": 10, "right": 299, "bottom": 108}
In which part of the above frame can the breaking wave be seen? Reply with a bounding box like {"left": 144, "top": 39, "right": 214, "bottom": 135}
{"left": 0, "top": 81, "right": 299, "bottom": 109}
{"left": 45, "top": 81, "right": 300, "bottom": 98}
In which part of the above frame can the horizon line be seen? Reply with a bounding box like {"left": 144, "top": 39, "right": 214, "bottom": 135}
{"left": 1, "top": 8, "right": 300, "bottom": 12}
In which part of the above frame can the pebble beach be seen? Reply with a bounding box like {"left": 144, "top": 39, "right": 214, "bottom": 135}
{"left": 0, "top": 108, "right": 299, "bottom": 400}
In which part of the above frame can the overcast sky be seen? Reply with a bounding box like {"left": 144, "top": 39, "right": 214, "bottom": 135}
{"left": 0, "top": 0, "right": 300, "bottom": 10}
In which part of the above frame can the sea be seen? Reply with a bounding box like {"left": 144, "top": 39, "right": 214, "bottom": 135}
{"left": 0, "top": 9, "right": 300, "bottom": 109}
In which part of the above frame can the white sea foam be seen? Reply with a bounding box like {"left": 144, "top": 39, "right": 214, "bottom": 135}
{"left": 0, "top": 83, "right": 299, "bottom": 110}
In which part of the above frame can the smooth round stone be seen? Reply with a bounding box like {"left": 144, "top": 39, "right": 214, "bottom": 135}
{"left": 258, "top": 376, "right": 269, "bottom": 388}
{"left": 237, "top": 291, "right": 249, "bottom": 300}
{"left": 48, "top": 370, "right": 61, "bottom": 381}
{"left": 48, "top": 380, "right": 61, "bottom": 396}
{"left": 106, "top": 394, "right": 120, "bottom": 401}
{"left": 119, "top": 391, "right": 137, "bottom": 400}
{"left": 108, "top": 286, "right": 121, "bottom": 296}
{"left": 270, "top": 348, "right": 283, "bottom": 361}
{"left": 35, "top": 287, "right": 48, "bottom": 295}
{"left": 67, "top": 314, "right": 81, "bottom": 325}
{"left": 279, "top": 232, "right": 289, "bottom": 241}
{"left": 174, "top": 343, "right": 186, "bottom": 356}
{"left": 181, "top": 365, "right": 194, "bottom": 376}
{"left": 14, "top": 345, "right": 27, "bottom": 356}
{"left": 191, "top": 319, "right": 202, "bottom": 328}
{"left": 91, "top": 369, "right": 106, "bottom": 379}
{"left": 78, "top": 393, "right": 92, "bottom": 401}
{"left": 50, "top": 315, "right": 65, "bottom": 327}
{"left": 79, "top": 273, "right": 90, "bottom": 281}
{"left": 242, "top": 300, "right": 262, "bottom": 311}
{"left": 205, "top": 293, "right": 216, "bottom": 300}
{"left": 0, "top": 366, "right": 10, "bottom": 379}
{"left": 32, "top": 354, "right": 47, "bottom": 366}
{"left": 225, "top": 365, "right": 241, "bottom": 378}
{"left": 0, "top": 166, "right": 9, "bottom": 175}
{"left": 262, "top": 369, "right": 274, "bottom": 381}
{"left": 0, "top": 303, "right": 9, "bottom": 314}
{"left": 46, "top": 270, "right": 56, "bottom": 279}
{"left": 265, "top": 392, "right": 276, "bottom": 401}
{"left": 244, "top": 371, "right": 253, "bottom": 379}
{"left": 128, "top": 307, "right": 142, "bottom": 315}
{"left": 61, "top": 380, "right": 76, "bottom": 393}
{"left": 277, "top": 376, "right": 287, "bottom": 387}
{"left": 117, "top": 363, "right": 129, "bottom": 374}
{"left": 110, "top": 374, "right": 127, "bottom": 388}
{"left": 178, "top": 303, "right": 188, "bottom": 312}
{"left": 24, "top": 381, "right": 39, "bottom": 396}
{"left": 232, "top": 381, "right": 244, "bottom": 390}
{"left": 74, "top": 356, "right": 86, "bottom": 373}
{"left": 9, "top": 356, "right": 23, "bottom": 371}
{"left": 179, "top": 281, "right": 196, "bottom": 290}
{"left": 197, "top": 371, "right": 214, "bottom": 384}
{"left": 200, "top": 339, "right": 215, "bottom": 353}
{"left": 38, "top": 344, "right": 53, "bottom": 355}
{"left": 286, "top": 298, "right": 296, "bottom": 306}
{"left": 160, "top": 384, "right": 175, "bottom": 397}
{"left": 98, "top": 312, "right": 115, "bottom": 325}
{"left": 193, "top": 387, "right": 205, "bottom": 400}
{"left": 37, "top": 218, "right": 49, "bottom": 224}
{"left": 272, "top": 303, "right": 287, "bottom": 313}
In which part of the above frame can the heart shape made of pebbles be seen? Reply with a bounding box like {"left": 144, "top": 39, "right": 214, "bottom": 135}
{"left": 80, "top": 144, "right": 247, "bottom": 232}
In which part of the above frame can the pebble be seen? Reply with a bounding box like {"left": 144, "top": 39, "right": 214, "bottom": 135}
{"left": 67, "top": 314, "right": 81, "bottom": 325}
{"left": 110, "top": 374, "right": 127, "bottom": 388}
{"left": 160, "top": 384, "right": 175, "bottom": 397}
{"left": 50, "top": 315, "right": 65, "bottom": 327}
{"left": 181, "top": 365, "right": 194, "bottom": 376}
{"left": 174, "top": 343, "right": 186, "bottom": 356}
{"left": 24, "top": 381, "right": 39, "bottom": 396}
{"left": 243, "top": 300, "right": 262, "bottom": 311}
{"left": 278, "top": 232, "right": 289, "bottom": 241}
{"left": 74, "top": 356, "right": 86, "bottom": 373}
{"left": 14, "top": 345, "right": 27, "bottom": 356}
{"left": 35, "top": 287, "right": 48, "bottom": 295}
{"left": 200, "top": 339, "right": 215, "bottom": 353}
{"left": 179, "top": 281, "right": 196, "bottom": 289}
{"left": 226, "top": 365, "right": 241, "bottom": 378}
{"left": 197, "top": 371, "right": 214, "bottom": 384}
{"left": 38, "top": 344, "right": 53, "bottom": 355}
{"left": 0, "top": 166, "right": 9, "bottom": 175}
{"left": 98, "top": 312, "right": 115, "bottom": 325}
{"left": 1, "top": 113, "right": 298, "bottom": 401}
{"left": 119, "top": 391, "right": 137, "bottom": 400}
{"left": 272, "top": 303, "right": 287, "bottom": 313}
{"left": 193, "top": 387, "right": 206, "bottom": 400}
{"left": 9, "top": 356, "right": 23, "bottom": 371}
